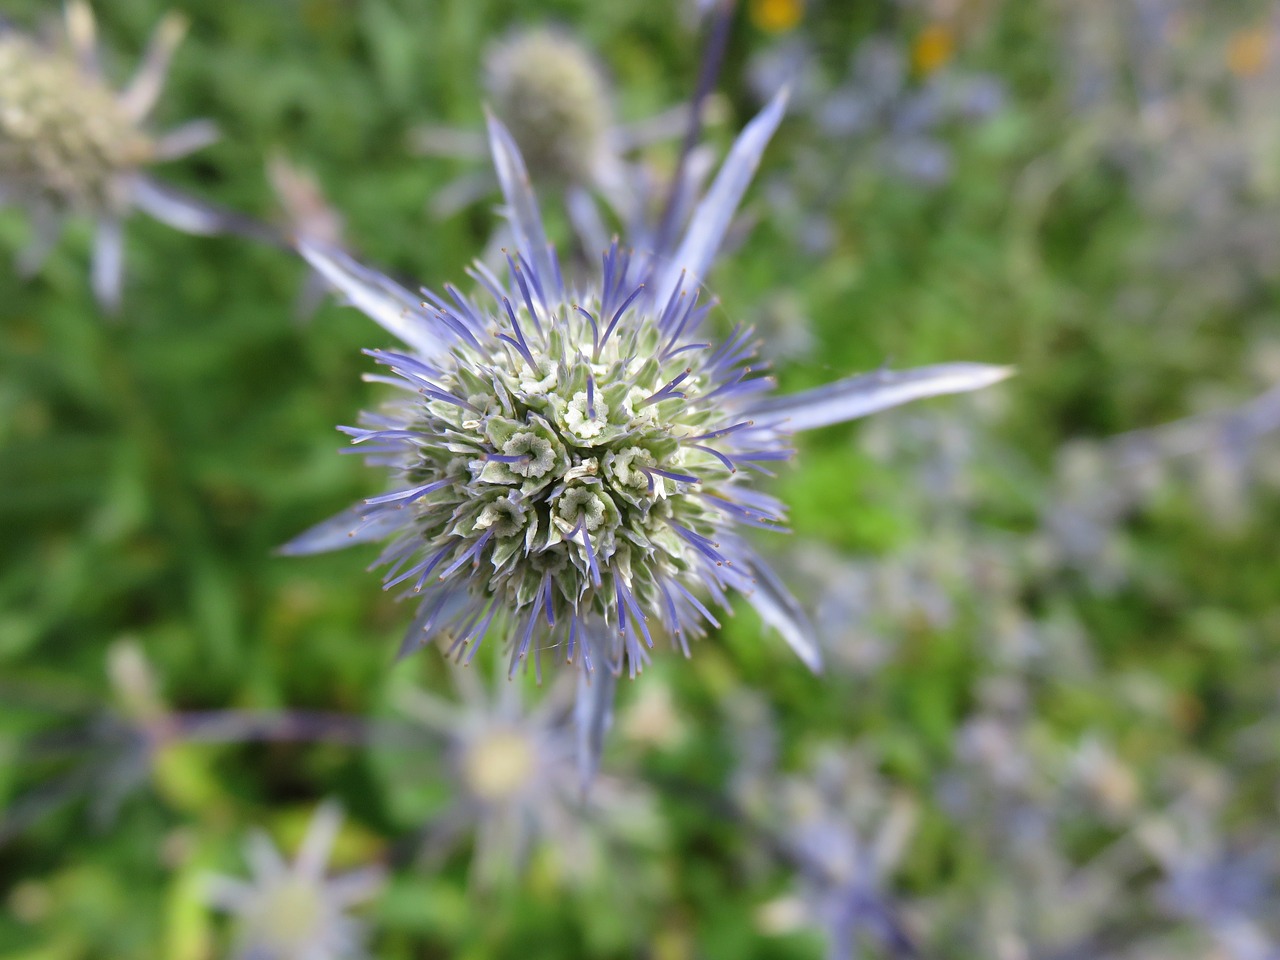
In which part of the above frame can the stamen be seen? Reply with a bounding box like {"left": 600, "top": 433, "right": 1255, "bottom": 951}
{"left": 641, "top": 367, "right": 692, "bottom": 406}
{"left": 657, "top": 269, "right": 687, "bottom": 330}
{"left": 421, "top": 388, "right": 483, "bottom": 413}
{"left": 499, "top": 297, "right": 537, "bottom": 367}
{"left": 664, "top": 341, "right": 711, "bottom": 358}
{"left": 688, "top": 420, "right": 755, "bottom": 441}
{"left": 508, "top": 600, "right": 543, "bottom": 677}
{"left": 639, "top": 465, "right": 700, "bottom": 487}
{"left": 547, "top": 242, "right": 565, "bottom": 300}
{"left": 541, "top": 572, "right": 556, "bottom": 626}
{"left": 437, "top": 530, "right": 494, "bottom": 580}
{"left": 364, "top": 478, "right": 453, "bottom": 506}
{"left": 670, "top": 579, "right": 721, "bottom": 629}
{"left": 517, "top": 251, "right": 549, "bottom": 323}
{"left": 574, "top": 305, "right": 601, "bottom": 353}
{"left": 575, "top": 517, "right": 601, "bottom": 587}
{"left": 689, "top": 443, "right": 736, "bottom": 473}
{"left": 566, "top": 615, "right": 580, "bottom": 664}
{"left": 669, "top": 521, "right": 726, "bottom": 566}
{"left": 505, "top": 251, "right": 543, "bottom": 336}
{"left": 599, "top": 283, "right": 644, "bottom": 349}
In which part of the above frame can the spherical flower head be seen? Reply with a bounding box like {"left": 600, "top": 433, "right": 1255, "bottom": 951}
{"left": 484, "top": 28, "right": 611, "bottom": 186}
{"left": 0, "top": 3, "right": 221, "bottom": 311}
{"left": 288, "top": 93, "right": 1012, "bottom": 783}
{"left": 0, "top": 32, "right": 152, "bottom": 212}
{"left": 351, "top": 240, "right": 790, "bottom": 679}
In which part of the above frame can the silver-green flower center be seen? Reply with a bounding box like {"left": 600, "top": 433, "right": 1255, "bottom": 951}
{"left": 376, "top": 287, "right": 756, "bottom": 638}
{"left": 0, "top": 35, "right": 151, "bottom": 210}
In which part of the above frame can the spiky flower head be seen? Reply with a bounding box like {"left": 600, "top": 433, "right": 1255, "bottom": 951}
{"left": 288, "top": 91, "right": 1010, "bottom": 780}
{"left": 353, "top": 244, "right": 788, "bottom": 678}
{"left": 0, "top": 2, "right": 220, "bottom": 309}
{"left": 203, "top": 801, "right": 384, "bottom": 960}
{"left": 0, "top": 26, "right": 151, "bottom": 213}
{"left": 412, "top": 26, "right": 695, "bottom": 232}
{"left": 484, "top": 27, "right": 611, "bottom": 186}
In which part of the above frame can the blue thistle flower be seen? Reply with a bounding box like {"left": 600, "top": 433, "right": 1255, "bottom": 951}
{"left": 411, "top": 25, "right": 693, "bottom": 241}
{"left": 283, "top": 91, "right": 1011, "bottom": 785}
{"left": 202, "top": 801, "right": 384, "bottom": 960}
{"left": 767, "top": 748, "right": 920, "bottom": 960}
{"left": 391, "top": 666, "right": 657, "bottom": 887}
{"left": 0, "top": 2, "right": 227, "bottom": 311}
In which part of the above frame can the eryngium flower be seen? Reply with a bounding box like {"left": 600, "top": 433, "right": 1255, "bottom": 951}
{"left": 411, "top": 26, "right": 690, "bottom": 238}
{"left": 202, "top": 801, "right": 384, "bottom": 960}
{"left": 762, "top": 748, "right": 920, "bottom": 960}
{"left": 0, "top": 2, "right": 221, "bottom": 310}
{"left": 285, "top": 91, "right": 1010, "bottom": 780}
{"left": 389, "top": 666, "right": 657, "bottom": 886}
{"left": 485, "top": 28, "right": 610, "bottom": 188}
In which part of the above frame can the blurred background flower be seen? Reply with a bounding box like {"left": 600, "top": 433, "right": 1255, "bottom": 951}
{"left": 0, "top": 2, "right": 247, "bottom": 311}
{"left": 384, "top": 664, "right": 661, "bottom": 890}
{"left": 409, "top": 25, "right": 701, "bottom": 257}
{"left": 203, "top": 800, "right": 385, "bottom": 960}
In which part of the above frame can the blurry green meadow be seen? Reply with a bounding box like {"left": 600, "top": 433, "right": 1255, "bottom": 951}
{"left": 3, "top": 0, "right": 1280, "bottom": 957}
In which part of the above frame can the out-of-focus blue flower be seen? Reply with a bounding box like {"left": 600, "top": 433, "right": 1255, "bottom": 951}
{"left": 1, "top": 641, "right": 373, "bottom": 845}
{"left": 931, "top": 677, "right": 1155, "bottom": 959}
{"left": 755, "top": 34, "right": 1005, "bottom": 177}
{"left": 392, "top": 665, "right": 658, "bottom": 887}
{"left": 1056, "top": 2, "right": 1280, "bottom": 311}
{"left": 283, "top": 89, "right": 1010, "bottom": 784}
{"left": 0, "top": 2, "right": 226, "bottom": 311}
{"left": 410, "top": 26, "right": 695, "bottom": 251}
{"left": 202, "top": 801, "right": 385, "bottom": 960}
{"left": 747, "top": 33, "right": 1006, "bottom": 255}
{"left": 0, "top": 641, "right": 171, "bottom": 841}
{"left": 752, "top": 747, "right": 920, "bottom": 960}
{"left": 1045, "top": 375, "right": 1280, "bottom": 583}
{"left": 1139, "top": 777, "right": 1280, "bottom": 960}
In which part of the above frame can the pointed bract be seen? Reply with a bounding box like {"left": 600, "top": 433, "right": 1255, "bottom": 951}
{"left": 742, "top": 551, "right": 823, "bottom": 672}
{"left": 485, "top": 111, "right": 558, "bottom": 305}
{"left": 575, "top": 624, "right": 620, "bottom": 794}
{"left": 298, "top": 241, "right": 450, "bottom": 359}
{"left": 750, "top": 363, "right": 1014, "bottom": 433}
{"left": 131, "top": 176, "right": 232, "bottom": 236}
{"left": 91, "top": 217, "right": 124, "bottom": 314}
{"left": 295, "top": 799, "right": 343, "bottom": 880}
{"left": 654, "top": 89, "right": 788, "bottom": 306}
{"left": 151, "top": 119, "right": 221, "bottom": 161}
{"left": 277, "top": 503, "right": 405, "bottom": 557}
{"left": 118, "top": 11, "right": 187, "bottom": 121}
